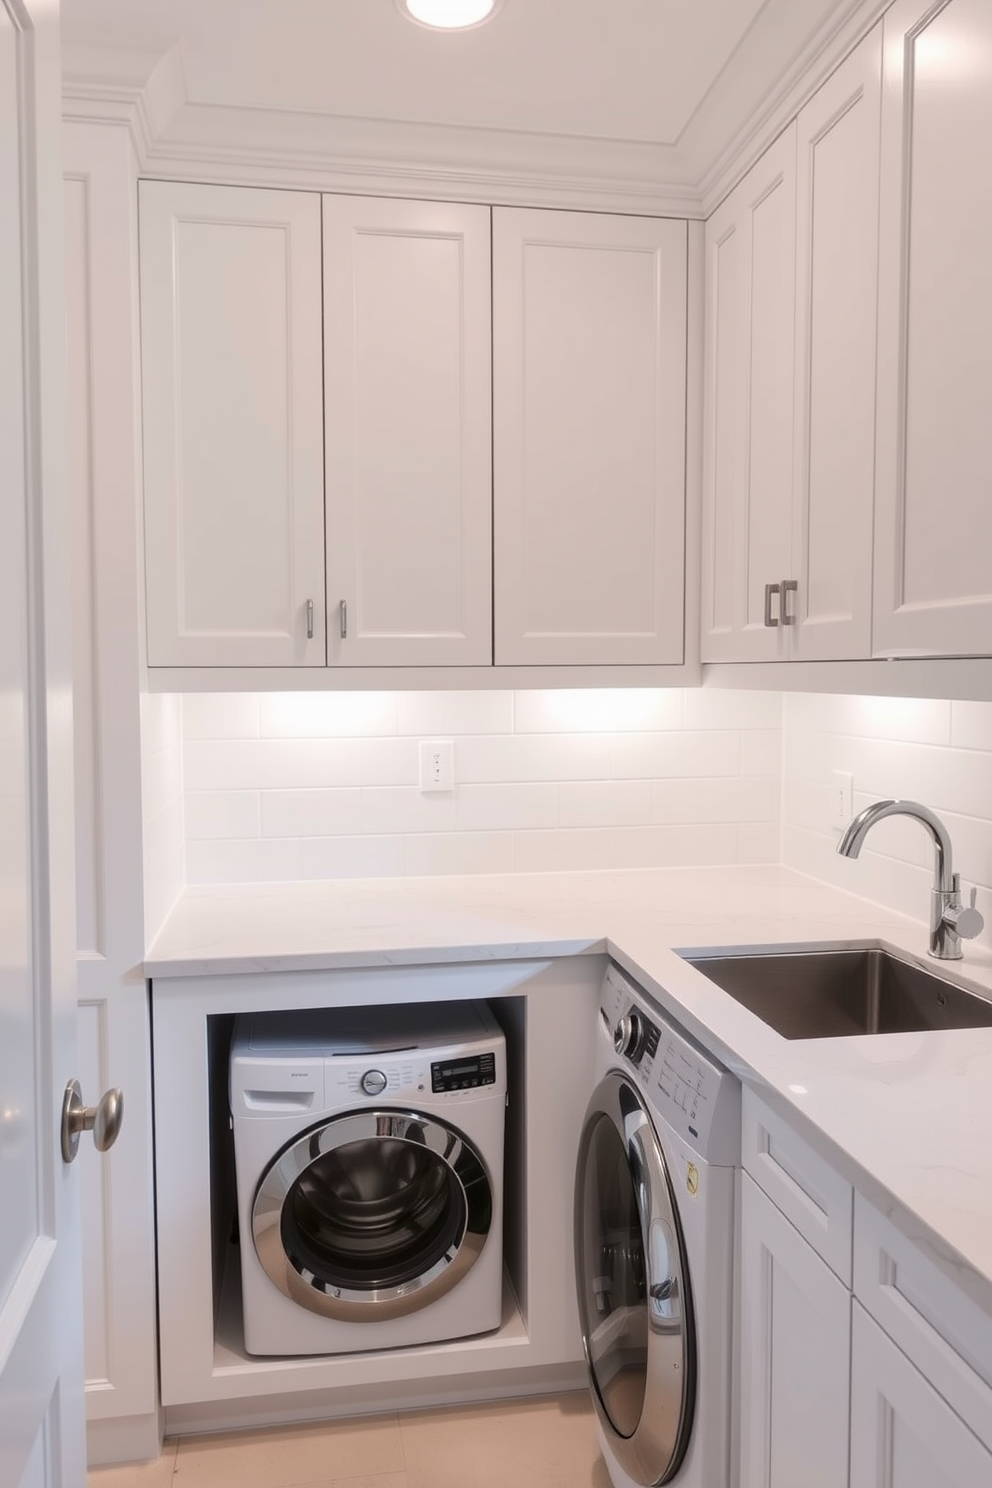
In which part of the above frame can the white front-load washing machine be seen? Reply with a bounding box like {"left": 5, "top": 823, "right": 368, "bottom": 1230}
{"left": 574, "top": 962, "right": 741, "bottom": 1488}
{"left": 230, "top": 1000, "right": 506, "bottom": 1357}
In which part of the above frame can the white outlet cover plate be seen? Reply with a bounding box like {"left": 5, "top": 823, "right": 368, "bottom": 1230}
{"left": 419, "top": 739, "right": 455, "bottom": 793}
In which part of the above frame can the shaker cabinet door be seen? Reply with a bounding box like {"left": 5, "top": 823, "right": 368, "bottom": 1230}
{"left": 323, "top": 195, "right": 493, "bottom": 667}
{"left": 701, "top": 127, "right": 797, "bottom": 662}
{"left": 739, "top": 1173, "right": 851, "bottom": 1488}
{"left": 873, "top": 0, "right": 992, "bottom": 657}
{"left": 493, "top": 208, "right": 687, "bottom": 666}
{"left": 790, "top": 29, "right": 881, "bottom": 661}
{"left": 140, "top": 181, "right": 326, "bottom": 667}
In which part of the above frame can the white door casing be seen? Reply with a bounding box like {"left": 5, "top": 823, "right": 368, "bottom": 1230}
{"left": 0, "top": 2, "right": 85, "bottom": 1487}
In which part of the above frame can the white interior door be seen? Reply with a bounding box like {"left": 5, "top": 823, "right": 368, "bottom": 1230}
{"left": 0, "top": 3, "right": 85, "bottom": 1486}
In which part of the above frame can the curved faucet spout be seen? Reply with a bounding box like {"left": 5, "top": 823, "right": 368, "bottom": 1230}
{"left": 837, "top": 798, "right": 954, "bottom": 893}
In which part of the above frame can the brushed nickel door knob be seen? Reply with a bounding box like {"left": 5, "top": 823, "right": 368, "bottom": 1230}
{"left": 61, "top": 1079, "right": 124, "bottom": 1164}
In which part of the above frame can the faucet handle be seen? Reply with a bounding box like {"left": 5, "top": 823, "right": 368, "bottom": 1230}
{"left": 944, "top": 880, "right": 984, "bottom": 942}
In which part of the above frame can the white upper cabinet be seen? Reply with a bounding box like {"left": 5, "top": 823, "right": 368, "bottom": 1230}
{"left": 702, "top": 126, "right": 797, "bottom": 662}
{"left": 323, "top": 196, "right": 492, "bottom": 667}
{"left": 873, "top": 0, "right": 992, "bottom": 658}
{"left": 493, "top": 208, "right": 687, "bottom": 666}
{"left": 790, "top": 29, "right": 881, "bottom": 660}
{"left": 702, "top": 30, "right": 882, "bottom": 663}
{"left": 140, "top": 182, "right": 326, "bottom": 667}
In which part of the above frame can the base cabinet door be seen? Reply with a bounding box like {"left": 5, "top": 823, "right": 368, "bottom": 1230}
{"left": 873, "top": 0, "right": 992, "bottom": 657}
{"left": 850, "top": 1303, "right": 992, "bottom": 1488}
{"left": 739, "top": 1173, "right": 851, "bottom": 1488}
{"left": 493, "top": 208, "right": 687, "bottom": 666}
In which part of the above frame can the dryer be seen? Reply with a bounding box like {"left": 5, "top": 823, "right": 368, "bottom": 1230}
{"left": 230, "top": 1000, "right": 506, "bottom": 1357}
{"left": 574, "top": 962, "right": 740, "bottom": 1488}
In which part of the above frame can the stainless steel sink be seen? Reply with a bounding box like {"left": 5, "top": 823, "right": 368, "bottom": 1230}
{"left": 681, "top": 946, "right": 992, "bottom": 1039}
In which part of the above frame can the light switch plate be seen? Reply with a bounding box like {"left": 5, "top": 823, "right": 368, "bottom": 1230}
{"left": 830, "top": 770, "right": 854, "bottom": 830}
{"left": 419, "top": 739, "right": 454, "bottom": 793}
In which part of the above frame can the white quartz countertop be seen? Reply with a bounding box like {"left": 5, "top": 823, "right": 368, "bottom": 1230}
{"left": 146, "top": 864, "right": 992, "bottom": 1313}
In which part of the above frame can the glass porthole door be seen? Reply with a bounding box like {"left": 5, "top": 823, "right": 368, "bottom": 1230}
{"left": 253, "top": 1109, "right": 493, "bottom": 1321}
{"left": 574, "top": 1071, "right": 696, "bottom": 1486}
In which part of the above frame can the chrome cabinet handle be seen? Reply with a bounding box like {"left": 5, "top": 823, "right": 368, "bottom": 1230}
{"left": 61, "top": 1079, "right": 124, "bottom": 1164}
{"left": 306, "top": 599, "right": 314, "bottom": 640}
{"left": 339, "top": 599, "right": 347, "bottom": 639}
{"left": 763, "top": 582, "right": 781, "bottom": 628}
{"left": 781, "top": 579, "right": 798, "bottom": 626}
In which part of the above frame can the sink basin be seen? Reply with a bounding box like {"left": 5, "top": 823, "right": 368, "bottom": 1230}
{"left": 681, "top": 946, "right": 992, "bottom": 1039}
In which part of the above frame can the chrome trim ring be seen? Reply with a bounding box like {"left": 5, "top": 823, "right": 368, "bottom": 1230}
{"left": 574, "top": 1071, "right": 697, "bottom": 1486}
{"left": 252, "top": 1108, "right": 492, "bottom": 1321}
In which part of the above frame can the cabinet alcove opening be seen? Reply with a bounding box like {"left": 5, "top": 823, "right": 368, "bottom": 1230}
{"left": 203, "top": 996, "right": 528, "bottom": 1366}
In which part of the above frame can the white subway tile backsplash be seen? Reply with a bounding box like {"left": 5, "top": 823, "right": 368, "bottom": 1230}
{"left": 684, "top": 689, "right": 782, "bottom": 730}
{"left": 781, "top": 692, "right": 992, "bottom": 951}
{"left": 611, "top": 732, "right": 740, "bottom": 780}
{"left": 558, "top": 781, "right": 654, "bottom": 829}
{"left": 403, "top": 832, "right": 515, "bottom": 878}
{"left": 456, "top": 734, "right": 611, "bottom": 784}
{"left": 260, "top": 789, "right": 362, "bottom": 838}
{"left": 177, "top": 688, "right": 781, "bottom": 886}
{"left": 360, "top": 787, "right": 458, "bottom": 835}
{"left": 513, "top": 688, "right": 684, "bottom": 734}
{"left": 182, "top": 693, "right": 260, "bottom": 740}
{"left": 455, "top": 783, "right": 559, "bottom": 833}
{"left": 513, "top": 824, "right": 739, "bottom": 873}
{"left": 950, "top": 700, "right": 992, "bottom": 752}
{"left": 258, "top": 692, "right": 399, "bottom": 738}
{"left": 186, "top": 790, "right": 260, "bottom": 841}
{"left": 397, "top": 690, "right": 513, "bottom": 736}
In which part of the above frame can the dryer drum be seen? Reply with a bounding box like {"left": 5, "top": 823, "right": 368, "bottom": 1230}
{"left": 252, "top": 1109, "right": 493, "bottom": 1322}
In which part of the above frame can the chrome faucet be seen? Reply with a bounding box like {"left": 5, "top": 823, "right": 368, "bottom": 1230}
{"left": 837, "top": 799, "right": 984, "bottom": 960}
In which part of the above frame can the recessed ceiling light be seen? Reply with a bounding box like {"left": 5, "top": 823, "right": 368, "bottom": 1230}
{"left": 398, "top": 0, "right": 503, "bottom": 31}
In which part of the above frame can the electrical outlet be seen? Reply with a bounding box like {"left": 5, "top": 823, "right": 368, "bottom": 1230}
{"left": 419, "top": 739, "right": 454, "bottom": 793}
{"left": 830, "top": 770, "right": 854, "bottom": 830}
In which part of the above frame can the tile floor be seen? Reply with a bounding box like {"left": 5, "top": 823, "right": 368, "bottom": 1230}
{"left": 86, "top": 1393, "right": 612, "bottom": 1488}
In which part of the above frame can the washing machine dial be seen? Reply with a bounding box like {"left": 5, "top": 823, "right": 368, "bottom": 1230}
{"left": 613, "top": 1012, "right": 644, "bottom": 1061}
{"left": 360, "top": 1068, "right": 387, "bottom": 1096}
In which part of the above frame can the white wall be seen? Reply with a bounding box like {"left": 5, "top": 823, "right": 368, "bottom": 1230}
{"left": 781, "top": 693, "right": 992, "bottom": 950}
{"left": 179, "top": 688, "right": 782, "bottom": 883}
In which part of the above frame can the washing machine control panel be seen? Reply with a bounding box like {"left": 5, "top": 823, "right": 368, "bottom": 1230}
{"left": 431, "top": 1051, "right": 497, "bottom": 1093}
{"left": 601, "top": 963, "right": 739, "bottom": 1162}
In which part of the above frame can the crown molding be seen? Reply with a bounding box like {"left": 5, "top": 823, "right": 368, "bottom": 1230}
{"left": 691, "top": 0, "right": 893, "bottom": 214}
{"left": 61, "top": 0, "right": 892, "bottom": 218}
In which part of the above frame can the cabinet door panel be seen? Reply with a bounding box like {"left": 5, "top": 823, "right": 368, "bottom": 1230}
{"left": 140, "top": 182, "right": 326, "bottom": 667}
{"left": 324, "top": 195, "right": 492, "bottom": 667}
{"left": 702, "top": 128, "right": 796, "bottom": 661}
{"left": 493, "top": 208, "right": 686, "bottom": 665}
{"left": 791, "top": 30, "right": 881, "bottom": 659}
{"left": 739, "top": 1173, "right": 850, "bottom": 1488}
{"left": 851, "top": 1303, "right": 992, "bottom": 1488}
{"left": 874, "top": 0, "right": 992, "bottom": 656}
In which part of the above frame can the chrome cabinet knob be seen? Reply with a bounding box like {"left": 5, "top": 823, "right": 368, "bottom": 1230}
{"left": 61, "top": 1079, "right": 124, "bottom": 1164}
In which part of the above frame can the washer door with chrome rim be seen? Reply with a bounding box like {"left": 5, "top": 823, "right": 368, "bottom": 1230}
{"left": 253, "top": 1109, "right": 493, "bottom": 1321}
{"left": 574, "top": 1071, "right": 696, "bottom": 1486}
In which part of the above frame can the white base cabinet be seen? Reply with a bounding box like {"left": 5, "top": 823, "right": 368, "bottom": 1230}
{"left": 742, "top": 1091, "right": 992, "bottom": 1488}
{"left": 739, "top": 1174, "right": 851, "bottom": 1488}
{"left": 851, "top": 1304, "right": 992, "bottom": 1488}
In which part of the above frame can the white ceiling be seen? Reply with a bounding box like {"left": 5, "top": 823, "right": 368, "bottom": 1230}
{"left": 60, "top": 0, "right": 873, "bottom": 208}
{"left": 64, "top": 0, "right": 832, "bottom": 144}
